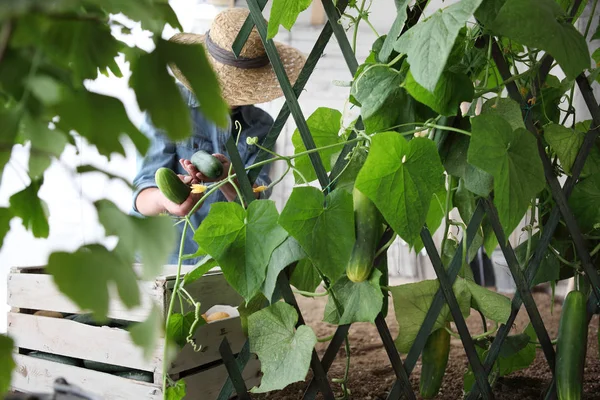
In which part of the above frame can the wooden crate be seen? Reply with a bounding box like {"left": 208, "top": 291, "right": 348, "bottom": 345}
{"left": 6, "top": 264, "right": 261, "bottom": 399}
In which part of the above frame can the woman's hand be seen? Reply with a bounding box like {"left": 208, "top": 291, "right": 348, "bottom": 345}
{"left": 179, "top": 154, "right": 232, "bottom": 183}
{"left": 159, "top": 174, "right": 203, "bottom": 217}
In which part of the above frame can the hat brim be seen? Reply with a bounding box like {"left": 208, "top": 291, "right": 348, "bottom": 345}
{"left": 169, "top": 33, "right": 306, "bottom": 107}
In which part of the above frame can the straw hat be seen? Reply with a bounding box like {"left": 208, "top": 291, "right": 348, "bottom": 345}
{"left": 168, "top": 8, "right": 306, "bottom": 107}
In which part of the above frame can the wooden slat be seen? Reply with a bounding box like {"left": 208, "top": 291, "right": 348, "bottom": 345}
{"left": 167, "top": 273, "right": 244, "bottom": 315}
{"left": 184, "top": 355, "right": 261, "bottom": 400}
{"left": 7, "top": 274, "right": 162, "bottom": 322}
{"left": 7, "top": 313, "right": 163, "bottom": 373}
{"left": 11, "top": 354, "right": 162, "bottom": 400}
{"left": 169, "top": 317, "right": 247, "bottom": 375}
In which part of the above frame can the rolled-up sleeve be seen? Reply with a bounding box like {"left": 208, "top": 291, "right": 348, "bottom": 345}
{"left": 131, "top": 113, "right": 177, "bottom": 217}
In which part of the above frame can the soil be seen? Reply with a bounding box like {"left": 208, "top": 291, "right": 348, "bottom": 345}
{"left": 251, "top": 288, "right": 600, "bottom": 400}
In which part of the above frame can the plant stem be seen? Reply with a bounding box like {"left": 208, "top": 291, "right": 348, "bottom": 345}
{"left": 474, "top": 68, "right": 535, "bottom": 97}
{"left": 375, "top": 232, "right": 398, "bottom": 258}
{"left": 440, "top": 174, "right": 454, "bottom": 260}
{"left": 292, "top": 288, "right": 329, "bottom": 297}
{"left": 317, "top": 333, "right": 335, "bottom": 343}
{"left": 163, "top": 222, "right": 188, "bottom": 395}
{"left": 471, "top": 321, "right": 499, "bottom": 341}
{"left": 386, "top": 53, "right": 403, "bottom": 67}
{"left": 352, "top": 0, "right": 366, "bottom": 53}
{"left": 426, "top": 124, "right": 472, "bottom": 137}
{"left": 444, "top": 326, "right": 462, "bottom": 340}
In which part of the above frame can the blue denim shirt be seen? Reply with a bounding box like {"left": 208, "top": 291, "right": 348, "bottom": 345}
{"left": 131, "top": 83, "right": 273, "bottom": 265}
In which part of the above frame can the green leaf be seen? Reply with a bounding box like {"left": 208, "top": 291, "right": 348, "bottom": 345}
{"left": 413, "top": 187, "right": 450, "bottom": 253}
{"left": 0, "top": 334, "right": 15, "bottom": 396}
{"left": 496, "top": 323, "right": 537, "bottom": 375}
{"left": 0, "top": 0, "right": 79, "bottom": 19}
{"left": 130, "top": 39, "right": 228, "bottom": 143}
{"left": 351, "top": 65, "right": 404, "bottom": 121}
{"left": 292, "top": 108, "right": 344, "bottom": 183}
{"left": 390, "top": 278, "right": 471, "bottom": 353}
{"left": 568, "top": 173, "right": 600, "bottom": 233}
{"left": 239, "top": 293, "right": 267, "bottom": 337}
{"left": 378, "top": 1, "right": 409, "bottom": 63}
{"left": 468, "top": 114, "right": 545, "bottom": 237}
{"left": 403, "top": 70, "right": 474, "bottom": 116}
{"left": 0, "top": 106, "right": 20, "bottom": 186}
{"left": 290, "top": 259, "right": 322, "bottom": 292}
{"left": 487, "top": 0, "right": 590, "bottom": 80}
{"left": 167, "top": 312, "right": 198, "bottom": 348}
{"left": 248, "top": 302, "right": 317, "bottom": 393}
{"left": 165, "top": 379, "right": 186, "bottom": 400}
{"left": 441, "top": 236, "right": 475, "bottom": 281}
{"left": 394, "top": 0, "right": 484, "bottom": 92}
{"left": 545, "top": 121, "right": 600, "bottom": 176}
{"left": 95, "top": 199, "right": 176, "bottom": 281}
{"left": 12, "top": 15, "right": 123, "bottom": 81}
{"left": 466, "top": 280, "right": 511, "bottom": 324}
{"left": 25, "top": 75, "right": 63, "bottom": 106}
{"left": 481, "top": 97, "right": 525, "bottom": 131}
{"left": 9, "top": 180, "right": 49, "bottom": 238}
{"left": 55, "top": 90, "right": 148, "bottom": 157}
{"left": 267, "top": 0, "right": 313, "bottom": 39}
{"left": 262, "top": 236, "right": 306, "bottom": 303}
{"left": 183, "top": 257, "right": 219, "bottom": 286}
{"left": 442, "top": 133, "right": 494, "bottom": 197}
{"left": 363, "top": 85, "right": 417, "bottom": 135}
{"left": 20, "top": 114, "right": 67, "bottom": 179}
{"left": 279, "top": 187, "right": 355, "bottom": 282}
{"left": 129, "top": 305, "right": 162, "bottom": 360}
{"left": 355, "top": 133, "right": 445, "bottom": 247}
{"left": 334, "top": 145, "right": 368, "bottom": 193}
{"left": 47, "top": 244, "right": 140, "bottom": 322}
{"left": 323, "top": 269, "right": 383, "bottom": 325}
{"left": 453, "top": 179, "right": 484, "bottom": 262}
{"left": 194, "top": 200, "right": 288, "bottom": 301}
{"left": 0, "top": 208, "right": 13, "bottom": 249}
{"left": 90, "top": 0, "right": 183, "bottom": 33}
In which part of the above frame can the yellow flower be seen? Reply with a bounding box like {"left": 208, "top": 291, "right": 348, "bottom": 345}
{"left": 253, "top": 185, "right": 268, "bottom": 193}
{"left": 190, "top": 184, "right": 207, "bottom": 194}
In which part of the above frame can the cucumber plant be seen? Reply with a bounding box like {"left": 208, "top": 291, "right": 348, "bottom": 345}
{"left": 0, "top": 0, "right": 599, "bottom": 400}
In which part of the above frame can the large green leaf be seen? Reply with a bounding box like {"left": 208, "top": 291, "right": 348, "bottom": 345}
{"left": 442, "top": 133, "right": 494, "bottom": 197}
{"left": 279, "top": 187, "right": 355, "bottom": 282}
{"left": 363, "top": 85, "right": 417, "bottom": 135}
{"left": 95, "top": 199, "right": 176, "bottom": 280}
{"left": 481, "top": 97, "right": 525, "bottom": 131}
{"left": 545, "top": 121, "right": 600, "bottom": 176}
{"left": 55, "top": 90, "right": 148, "bottom": 157}
{"left": 0, "top": 0, "right": 78, "bottom": 19}
{"left": 166, "top": 311, "right": 203, "bottom": 348}
{"left": 466, "top": 280, "right": 511, "bottom": 324}
{"left": 394, "top": 0, "right": 483, "bottom": 92}
{"left": 46, "top": 244, "right": 140, "bottom": 321}
{"left": 130, "top": 39, "right": 228, "bottom": 142}
{"left": 487, "top": 0, "right": 590, "bottom": 80}
{"left": 248, "top": 302, "right": 317, "bottom": 393}
{"left": 292, "top": 107, "right": 344, "bottom": 183}
{"left": 267, "top": 0, "right": 312, "bottom": 39}
{"left": 165, "top": 379, "right": 186, "bottom": 400}
{"left": 568, "top": 173, "right": 600, "bottom": 234}
{"left": 11, "top": 15, "right": 123, "bottom": 81}
{"left": 194, "top": 200, "right": 288, "bottom": 301}
{"left": 355, "top": 133, "right": 445, "bottom": 247}
{"left": 9, "top": 180, "right": 49, "bottom": 238}
{"left": 290, "top": 259, "right": 322, "bottom": 292}
{"left": 403, "top": 70, "right": 474, "bottom": 116}
{"left": 351, "top": 65, "right": 404, "bottom": 121}
{"left": 129, "top": 305, "right": 162, "bottom": 360}
{"left": 183, "top": 257, "right": 219, "bottom": 286}
{"left": 468, "top": 114, "right": 545, "bottom": 237}
{"left": 390, "top": 278, "right": 471, "bottom": 353}
{"left": 323, "top": 270, "right": 383, "bottom": 325}
{"left": 453, "top": 179, "right": 484, "bottom": 262}
{"left": 89, "top": 0, "right": 182, "bottom": 33}
{"left": 379, "top": 0, "right": 409, "bottom": 63}
{"left": 262, "top": 236, "right": 306, "bottom": 303}
{"left": 20, "top": 115, "right": 67, "bottom": 179}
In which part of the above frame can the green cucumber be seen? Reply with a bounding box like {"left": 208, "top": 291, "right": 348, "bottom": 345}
{"left": 419, "top": 323, "right": 450, "bottom": 399}
{"left": 191, "top": 150, "right": 224, "bottom": 179}
{"left": 346, "top": 187, "right": 384, "bottom": 283}
{"left": 556, "top": 289, "right": 588, "bottom": 400}
{"left": 155, "top": 167, "right": 191, "bottom": 204}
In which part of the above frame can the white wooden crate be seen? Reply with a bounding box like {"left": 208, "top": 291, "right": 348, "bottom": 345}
{"left": 6, "top": 264, "right": 261, "bottom": 399}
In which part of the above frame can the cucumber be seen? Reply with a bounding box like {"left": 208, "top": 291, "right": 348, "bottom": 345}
{"left": 346, "top": 187, "right": 384, "bottom": 282}
{"left": 556, "top": 289, "right": 588, "bottom": 400}
{"left": 155, "top": 167, "right": 191, "bottom": 204}
{"left": 419, "top": 323, "right": 450, "bottom": 398}
{"left": 191, "top": 150, "right": 224, "bottom": 179}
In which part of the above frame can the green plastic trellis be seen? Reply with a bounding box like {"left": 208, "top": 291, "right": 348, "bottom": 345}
{"left": 211, "top": 1, "right": 600, "bottom": 400}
